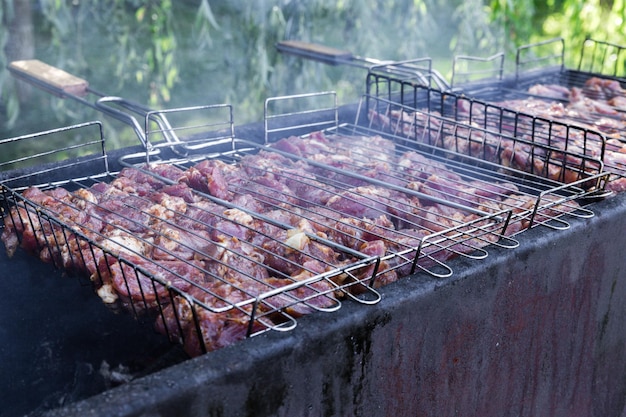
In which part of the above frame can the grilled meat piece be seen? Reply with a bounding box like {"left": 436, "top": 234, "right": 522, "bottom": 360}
{"left": 582, "top": 77, "right": 625, "bottom": 101}
{"left": 528, "top": 84, "right": 571, "bottom": 101}
{"left": 182, "top": 159, "right": 235, "bottom": 200}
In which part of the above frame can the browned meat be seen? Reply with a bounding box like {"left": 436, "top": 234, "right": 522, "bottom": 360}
{"left": 608, "top": 95, "right": 626, "bottom": 111}
{"left": 6, "top": 124, "right": 586, "bottom": 356}
{"left": 113, "top": 167, "right": 166, "bottom": 195}
{"left": 156, "top": 258, "right": 340, "bottom": 356}
{"left": 150, "top": 222, "right": 215, "bottom": 261}
{"left": 528, "top": 84, "right": 571, "bottom": 101}
{"left": 398, "top": 151, "right": 460, "bottom": 181}
{"left": 326, "top": 185, "right": 392, "bottom": 220}
{"left": 146, "top": 163, "right": 186, "bottom": 182}
{"left": 356, "top": 239, "right": 398, "bottom": 288}
{"left": 264, "top": 274, "right": 339, "bottom": 316}
{"left": 369, "top": 88, "right": 621, "bottom": 191}
{"left": 582, "top": 77, "right": 625, "bottom": 101}
{"left": 100, "top": 254, "right": 205, "bottom": 306}
{"left": 159, "top": 183, "right": 198, "bottom": 203}
{"left": 179, "top": 159, "right": 232, "bottom": 200}
{"left": 489, "top": 78, "right": 626, "bottom": 191}
{"left": 155, "top": 285, "right": 266, "bottom": 357}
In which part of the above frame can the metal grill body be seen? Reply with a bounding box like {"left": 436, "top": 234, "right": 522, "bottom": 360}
{"left": 0, "top": 93, "right": 624, "bottom": 416}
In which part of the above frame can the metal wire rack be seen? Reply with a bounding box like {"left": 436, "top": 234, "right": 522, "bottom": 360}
{"left": 366, "top": 53, "right": 626, "bottom": 191}
{"left": 1, "top": 121, "right": 393, "bottom": 357}
{"left": 0, "top": 91, "right": 610, "bottom": 358}
{"left": 263, "top": 92, "right": 606, "bottom": 233}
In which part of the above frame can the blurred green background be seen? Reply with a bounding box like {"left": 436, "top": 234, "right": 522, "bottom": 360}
{"left": 1, "top": 0, "right": 625, "bottom": 151}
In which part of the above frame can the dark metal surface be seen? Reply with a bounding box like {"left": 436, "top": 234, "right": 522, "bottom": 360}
{"left": 11, "top": 191, "right": 623, "bottom": 417}
{"left": 0, "top": 248, "right": 186, "bottom": 417}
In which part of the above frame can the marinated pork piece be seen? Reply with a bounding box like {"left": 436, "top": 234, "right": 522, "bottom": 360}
{"left": 273, "top": 133, "right": 402, "bottom": 186}
{"left": 155, "top": 284, "right": 268, "bottom": 357}
{"left": 368, "top": 98, "right": 615, "bottom": 190}
{"left": 581, "top": 77, "right": 625, "bottom": 101}
{"left": 180, "top": 159, "right": 234, "bottom": 200}
{"left": 528, "top": 84, "right": 571, "bottom": 101}
{"left": 1, "top": 186, "right": 103, "bottom": 264}
{"left": 608, "top": 95, "right": 626, "bottom": 111}
{"left": 325, "top": 215, "right": 396, "bottom": 251}
{"left": 99, "top": 254, "right": 206, "bottom": 308}
{"left": 112, "top": 168, "right": 166, "bottom": 195}
{"left": 274, "top": 131, "right": 397, "bottom": 165}
{"left": 155, "top": 254, "right": 341, "bottom": 357}
{"left": 326, "top": 185, "right": 393, "bottom": 220}
{"left": 398, "top": 151, "right": 460, "bottom": 181}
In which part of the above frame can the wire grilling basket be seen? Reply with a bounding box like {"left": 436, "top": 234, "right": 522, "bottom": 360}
{"left": 0, "top": 89, "right": 609, "bottom": 357}
{"left": 367, "top": 38, "right": 626, "bottom": 193}
{"left": 448, "top": 38, "right": 626, "bottom": 89}
{"left": 0, "top": 118, "right": 387, "bottom": 357}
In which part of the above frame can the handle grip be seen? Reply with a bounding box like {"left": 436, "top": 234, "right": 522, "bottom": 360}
{"left": 8, "top": 59, "right": 151, "bottom": 146}
{"left": 276, "top": 40, "right": 354, "bottom": 65}
{"left": 8, "top": 59, "right": 89, "bottom": 97}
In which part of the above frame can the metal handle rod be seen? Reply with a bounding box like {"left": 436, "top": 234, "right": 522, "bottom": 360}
{"left": 7, "top": 59, "right": 183, "bottom": 150}
{"left": 8, "top": 59, "right": 151, "bottom": 144}
{"left": 277, "top": 40, "right": 452, "bottom": 91}
{"left": 276, "top": 40, "right": 390, "bottom": 68}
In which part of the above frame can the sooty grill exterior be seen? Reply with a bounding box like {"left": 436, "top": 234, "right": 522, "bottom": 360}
{"left": 7, "top": 187, "right": 625, "bottom": 417}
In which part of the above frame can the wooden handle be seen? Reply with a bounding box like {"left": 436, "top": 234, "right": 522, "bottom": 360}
{"left": 276, "top": 40, "right": 353, "bottom": 65}
{"left": 8, "top": 59, "right": 89, "bottom": 97}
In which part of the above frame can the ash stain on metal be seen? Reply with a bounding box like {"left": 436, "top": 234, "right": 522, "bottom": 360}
{"left": 598, "top": 279, "right": 617, "bottom": 341}
{"left": 320, "top": 311, "right": 391, "bottom": 416}
{"left": 244, "top": 374, "right": 288, "bottom": 416}
{"left": 321, "top": 378, "right": 336, "bottom": 416}
{"left": 205, "top": 404, "right": 225, "bottom": 417}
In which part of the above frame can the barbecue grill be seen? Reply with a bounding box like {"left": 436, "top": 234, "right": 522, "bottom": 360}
{"left": 2, "top": 47, "right": 626, "bottom": 416}
{"left": 2, "top": 158, "right": 626, "bottom": 417}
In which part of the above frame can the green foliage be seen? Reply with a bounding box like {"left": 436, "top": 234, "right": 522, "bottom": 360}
{"left": 0, "top": 0, "right": 18, "bottom": 128}
{"left": 543, "top": 0, "right": 626, "bottom": 48}
{"left": 1, "top": 0, "right": 626, "bottom": 160}
{"left": 485, "top": 0, "right": 626, "bottom": 66}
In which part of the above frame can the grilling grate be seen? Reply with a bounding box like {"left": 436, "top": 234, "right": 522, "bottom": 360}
{"left": 275, "top": 37, "right": 625, "bottom": 192}
{"left": 0, "top": 122, "right": 389, "bottom": 357}
{"left": 363, "top": 94, "right": 608, "bottom": 193}
{"left": 366, "top": 45, "right": 626, "bottom": 192}
{"left": 447, "top": 38, "right": 626, "bottom": 90}
{"left": 577, "top": 38, "right": 626, "bottom": 78}
{"left": 119, "top": 94, "right": 525, "bottom": 280}
{"left": 0, "top": 105, "right": 500, "bottom": 357}
{"left": 0, "top": 90, "right": 609, "bottom": 358}
{"left": 513, "top": 38, "right": 626, "bottom": 88}
{"left": 266, "top": 93, "right": 606, "bottom": 229}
